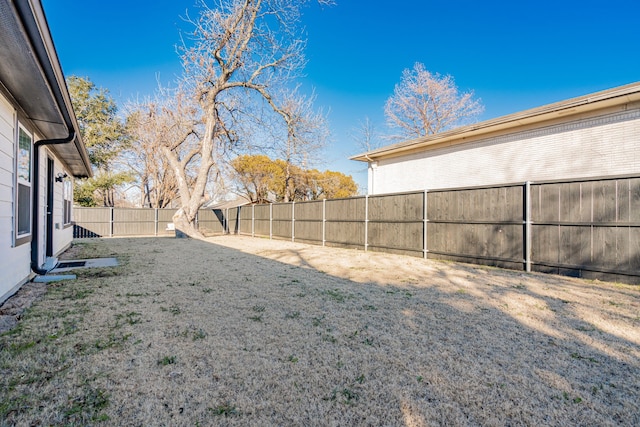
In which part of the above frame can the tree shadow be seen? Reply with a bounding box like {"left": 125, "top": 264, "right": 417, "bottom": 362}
{"left": 189, "top": 236, "right": 640, "bottom": 425}
{"left": 62, "top": 236, "right": 640, "bottom": 425}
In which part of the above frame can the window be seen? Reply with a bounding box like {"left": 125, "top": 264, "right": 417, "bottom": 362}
{"left": 16, "top": 125, "right": 32, "bottom": 240}
{"left": 63, "top": 176, "right": 72, "bottom": 225}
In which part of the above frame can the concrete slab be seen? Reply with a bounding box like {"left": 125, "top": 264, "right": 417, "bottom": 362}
{"left": 33, "top": 274, "right": 76, "bottom": 283}
{"left": 50, "top": 257, "right": 119, "bottom": 273}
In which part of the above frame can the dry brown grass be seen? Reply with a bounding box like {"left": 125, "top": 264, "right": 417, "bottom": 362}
{"left": 1, "top": 235, "right": 638, "bottom": 426}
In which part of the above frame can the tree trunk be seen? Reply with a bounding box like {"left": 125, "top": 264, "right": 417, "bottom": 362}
{"left": 143, "top": 181, "right": 152, "bottom": 208}
{"left": 172, "top": 207, "right": 203, "bottom": 239}
{"left": 284, "top": 160, "right": 292, "bottom": 203}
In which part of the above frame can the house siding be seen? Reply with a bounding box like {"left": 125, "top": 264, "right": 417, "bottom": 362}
{"left": 0, "top": 91, "right": 31, "bottom": 303}
{"left": 370, "top": 107, "right": 640, "bottom": 194}
{"left": 0, "top": 92, "right": 74, "bottom": 304}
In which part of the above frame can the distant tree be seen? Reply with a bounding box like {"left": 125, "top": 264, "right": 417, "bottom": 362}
{"left": 230, "top": 154, "right": 284, "bottom": 203}
{"left": 90, "top": 173, "right": 134, "bottom": 207}
{"left": 67, "top": 76, "right": 132, "bottom": 206}
{"left": 295, "top": 169, "right": 358, "bottom": 200}
{"left": 272, "top": 89, "right": 329, "bottom": 202}
{"left": 385, "top": 63, "right": 484, "bottom": 140}
{"left": 315, "top": 170, "right": 358, "bottom": 199}
{"left": 230, "top": 154, "right": 357, "bottom": 202}
{"left": 351, "top": 116, "right": 383, "bottom": 153}
{"left": 73, "top": 179, "right": 98, "bottom": 207}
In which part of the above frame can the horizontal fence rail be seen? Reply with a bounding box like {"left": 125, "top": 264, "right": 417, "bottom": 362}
{"left": 73, "top": 175, "right": 640, "bottom": 285}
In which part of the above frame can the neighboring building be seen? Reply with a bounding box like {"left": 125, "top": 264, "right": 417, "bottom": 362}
{"left": 0, "top": 0, "right": 92, "bottom": 303}
{"left": 202, "top": 194, "right": 253, "bottom": 210}
{"left": 351, "top": 83, "right": 640, "bottom": 194}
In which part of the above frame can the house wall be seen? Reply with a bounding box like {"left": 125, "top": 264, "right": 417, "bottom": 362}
{"left": 0, "top": 91, "right": 31, "bottom": 302}
{"left": 39, "top": 148, "right": 73, "bottom": 260}
{"left": 369, "top": 107, "right": 640, "bottom": 194}
{"left": 0, "top": 91, "right": 73, "bottom": 304}
{"left": 49, "top": 149, "right": 74, "bottom": 256}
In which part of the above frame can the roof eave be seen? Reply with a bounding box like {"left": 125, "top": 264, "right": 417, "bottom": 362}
{"left": 351, "top": 82, "right": 640, "bottom": 162}
{"left": 1, "top": 0, "right": 92, "bottom": 177}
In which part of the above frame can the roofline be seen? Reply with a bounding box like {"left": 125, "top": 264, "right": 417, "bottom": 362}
{"left": 15, "top": 0, "right": 92, "bottom": 177}
{"left": 350, "top": 82, "right": 640, "bottom": 162}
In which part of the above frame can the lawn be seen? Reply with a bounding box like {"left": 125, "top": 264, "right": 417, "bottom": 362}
{"left": 1, "top": 235, "right": 638, "bottom": 426}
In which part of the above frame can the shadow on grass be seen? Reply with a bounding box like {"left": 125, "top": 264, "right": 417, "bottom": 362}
{"left": 0, "top": 235, "right": 637, "bottom": 426}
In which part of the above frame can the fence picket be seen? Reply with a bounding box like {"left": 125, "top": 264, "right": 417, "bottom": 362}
{"left": 72, "top": 175, "right": 640, "bottom": 284}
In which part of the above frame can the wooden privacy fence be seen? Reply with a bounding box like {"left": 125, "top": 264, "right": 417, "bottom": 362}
{"left": 73, "top": 175, "right": 640, "bottom": 284}
{"left": 73, "top": 208, "right": 225, "bottom": 238}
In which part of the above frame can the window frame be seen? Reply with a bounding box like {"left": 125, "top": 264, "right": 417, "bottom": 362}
{"left": 15, "top": 122, "right": 33, "bottom": 246}
{"left": 63, "top": 174, "right": 72, "bottom": 226}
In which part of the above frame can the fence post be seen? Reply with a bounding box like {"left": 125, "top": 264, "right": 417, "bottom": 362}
{"left": 291, "top": 202, "right": 295, "bottom": 242}
{"left": 155, "top": 208, "right": 158, "bottom": 236}
{"left": 364, "top": 195, "right": 369, "bottom": 252}
{"left": 233, "top": 206, "right": 242, "bottom": 235}
{"left": 322, "top": 199, "right": 326, "bottom": 247}
{"left": 109, "top": 207, "right": 114, "bottom": 237}
{"left": 269, "top": 203, "right": 273, "bottom": 240}
{"left": 423, "top": 189, "right": 428, "bottom": 259}
{"left": 524, "top": 181, "right": 532, "bottom": 272}
{"left": 252, "top": 204, "right": 255, "bottom": 237}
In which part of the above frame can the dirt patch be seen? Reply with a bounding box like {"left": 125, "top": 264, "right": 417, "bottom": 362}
{"left": 0, "top": 236, "right": 638, "bottom": 426}
{"left": 0, "top": 281, "right": 48, "bottom": 333}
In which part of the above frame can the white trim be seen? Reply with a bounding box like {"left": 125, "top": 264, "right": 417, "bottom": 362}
{"left": 15, "top": 121, "right": 32, "bottom": 242}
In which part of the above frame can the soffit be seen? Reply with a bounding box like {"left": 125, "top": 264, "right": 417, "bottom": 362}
{"left": 0, "top": 0, "right": 91, "bottom": 177}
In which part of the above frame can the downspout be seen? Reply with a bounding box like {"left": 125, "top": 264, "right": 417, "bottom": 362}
{"left": 30, "top": 129, "right": 75, "bottom": 274}
{"left": 364, "top": 154, "right": 376, "bottom": 195}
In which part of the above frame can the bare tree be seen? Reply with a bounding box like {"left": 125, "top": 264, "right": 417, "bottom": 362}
{"left": 272, "top": 88, "right": 329, "bottom": 202}
{"left": 124, "top": 91, "right": 197, "bottom": 208}
{"left": 351, "top": 116, "right": 382, "bottom": 153}
{"left": 385, "top": 62, "right": 484, "bottom": 140}
{"left": 162, "top": 0, "right": 332, "bottom": 236}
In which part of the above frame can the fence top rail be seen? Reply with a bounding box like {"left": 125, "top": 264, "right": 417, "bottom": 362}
{"left": 528, "top": 173, "right": 640, "bottom": 186}
{"left": 417, "top": 173, "right": 640, "bottom": 194}
{"left": 368, "top": 190, "right": 427, "bottom": 198}
{"left": 427, "top": 182, "right": 526, "bottom": 193}
{"left": 324, "top": 195, "right": 368, "bottom": 202}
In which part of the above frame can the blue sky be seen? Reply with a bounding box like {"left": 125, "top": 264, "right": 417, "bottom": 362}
{"left": 42, "top": 0, "right": 639, "bottom": 192}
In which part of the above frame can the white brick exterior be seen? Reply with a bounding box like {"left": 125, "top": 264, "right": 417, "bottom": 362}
{"left": 368, "top": 107, "right": 640, "bottom": 194}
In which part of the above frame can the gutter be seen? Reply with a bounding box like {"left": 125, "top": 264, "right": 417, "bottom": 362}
{"left": 31, "top": 130, "right": 75, "bottom": 274}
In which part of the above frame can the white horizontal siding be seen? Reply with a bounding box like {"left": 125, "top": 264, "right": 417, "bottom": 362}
{"left": 0, "top": 182, "right": 12, "bottom": 215}
{"left": 0, "top": 93, "right": 13, "bottom": 208}
{"left": 0, "top": 91, "right": 30, "bottom": 302}
{"left": 372, "top": 108, "right": 640, "bottom": 194}
{"left": 0, "top": 109, "right": 13, "bottom": 159}
{"left": 0, "top": 183, "right": 12, "bottom": 206}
